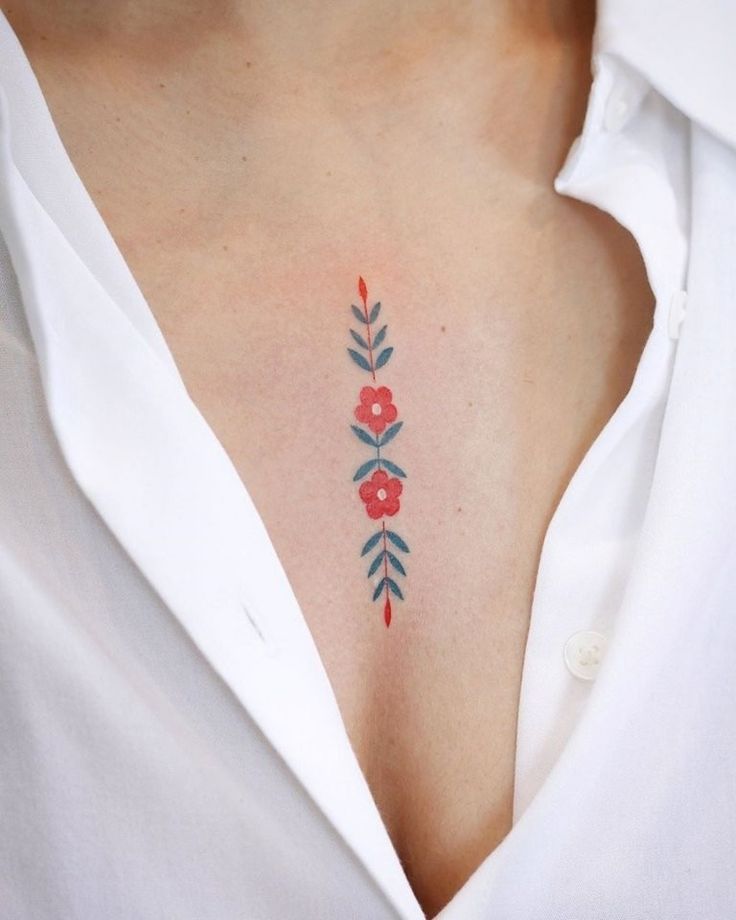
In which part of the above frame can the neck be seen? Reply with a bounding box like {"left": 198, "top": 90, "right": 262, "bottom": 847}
{"left": 4, "top": 1, "right": 595, "bottom": 69}
{"left": 4, "top": 0, "right": 596, "bottom": 190}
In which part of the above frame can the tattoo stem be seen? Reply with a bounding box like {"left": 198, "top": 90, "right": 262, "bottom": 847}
{"left": 360, "top": 279, "right": 377, "bottom": 381}
{"left": 381, "top": 520, "right": 391, "bottom": 625}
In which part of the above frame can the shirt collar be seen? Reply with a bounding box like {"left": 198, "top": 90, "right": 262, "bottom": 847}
{"left": 594, "top": 0, "right": 736, "bottom": 150}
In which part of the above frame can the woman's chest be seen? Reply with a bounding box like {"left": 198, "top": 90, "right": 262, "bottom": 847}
{"left": 106, "top": 193, "right": 652, "bottom": 914}
{"left": 38, "top": 68, "right": 652, "bottom": 909}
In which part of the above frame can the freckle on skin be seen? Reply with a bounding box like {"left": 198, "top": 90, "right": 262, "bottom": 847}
{"left": 457, "top": 506, "right": 462, "bottom": 512}
{"left": 467, "top": 400, "right": 473, "bottom": 407}
{"left": 159, "top": 82, "right": 165, "bottom": 88}
{"left": 440, "top": 325, "right": 446, "bottom": 332}
{"left": 223, "top": 245, "right": 228, "bottom": 251}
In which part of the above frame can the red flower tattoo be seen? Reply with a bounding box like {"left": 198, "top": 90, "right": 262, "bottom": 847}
{"left": 354, "top": 385, "right": 398, "bottom": 435}
{"left": 358, "top": 469, "right": 403, "bottom": 519}
{"left": 347, "top": 276, "right": 410, "bottom": 628}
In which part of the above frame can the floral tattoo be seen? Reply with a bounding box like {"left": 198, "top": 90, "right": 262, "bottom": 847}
{"left": 348, "top": 277, "right": 410, "bottom": 627}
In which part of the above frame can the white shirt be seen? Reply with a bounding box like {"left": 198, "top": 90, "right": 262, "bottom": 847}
{"left": 0, "top": 2, "right": 734, "bottom": 918}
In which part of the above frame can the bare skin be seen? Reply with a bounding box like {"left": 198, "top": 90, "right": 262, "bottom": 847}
{"left": 2, "top": 2, "right": 654, "bottom": 915}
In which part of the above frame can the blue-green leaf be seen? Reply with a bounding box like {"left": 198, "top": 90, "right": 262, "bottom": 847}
{"left": 353, "top": 458, "right": 379, "bottom": 481}
{"left": 367, "top": 550, "right": 385, "bottom": 578}
{"left": 372, "top": 577, "right": 386, "bottom": 601}
{"left": 352, "top": 304, "right": 368, "bottom": 324}
{"left": 369, "top": 301, "right": 381, "bottom": 323}
{"left": 350, "top": 329, "right": 370, "bottom": 350}
{"left": 375, "top": 347, "right": 393, "bottom": 370}
{"left": 386, "top": 551, "right": 406, "bottom": 576}
{"left": 378, "top": 421, "right": 403, "bottom": 447}
{"left": 372, "top": 324, "right": 388, "bottom": 350}
{"left": 347, "top": 348, "right": 372, "bottom": 371}
{"left": 351, "top": 425, "right": 378, "bottom": 447}
{"left": 385, "top": 577, "right": 404, "bottom": 600}
{"left": 386, "top": 531, "right": 410, "bottom": 553}
{"left": 361, "top": 531, "right": 383, "bottom": 556}
{"left": 381, "top": 458, "right": 407, "bottom": 478}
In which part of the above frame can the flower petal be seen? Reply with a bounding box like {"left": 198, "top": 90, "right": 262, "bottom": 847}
{"left": 359, "top": 480, "right": 375, "bottom": 502}
{"left": 383, "top": 403, "right": 398, "bottom": 424}
{"left": 383, "top": 498, "right": 401, "bottom": 516}
{"left": 385, "top": 478, "right": 403, "bottom": 499}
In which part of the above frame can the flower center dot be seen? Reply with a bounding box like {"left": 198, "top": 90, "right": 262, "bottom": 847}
{"left": 371, "top": 402, "right": 382, "bottom": 416}
{"left": 376, "top": 488, "right": 387, "bottom": 501}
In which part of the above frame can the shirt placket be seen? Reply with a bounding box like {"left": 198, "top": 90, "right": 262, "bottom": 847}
{"left": 512, "top": 50, "right": 691, "bottom": 821}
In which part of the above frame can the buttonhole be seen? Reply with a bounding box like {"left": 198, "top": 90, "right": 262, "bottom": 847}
{"left": 240, "top": 601, "right": 279, "bottom": 657}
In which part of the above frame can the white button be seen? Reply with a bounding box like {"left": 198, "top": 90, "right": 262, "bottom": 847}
{"left": 668, "top": 290, "right": 688, "bottom": 340}
{"left": 564, "top": 630, "right": 608, "bottom": 681}
{"left": 603, "top": 84, "right": 636, "bottom": 133}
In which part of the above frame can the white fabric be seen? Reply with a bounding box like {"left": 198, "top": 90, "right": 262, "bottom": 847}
{"left": 0, "top": 2, "right": 734, "bottom": 918}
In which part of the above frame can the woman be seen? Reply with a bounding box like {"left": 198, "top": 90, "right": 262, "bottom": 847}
{"left": 0, "top": 1, "right": 733, "bottom": 918}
